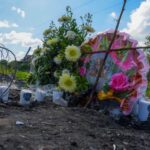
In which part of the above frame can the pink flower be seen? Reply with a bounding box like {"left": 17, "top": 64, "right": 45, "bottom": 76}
{"left": 109, "top": 73, "right": 130, "bottom": 91}
{"left": 84, "top": 56, "right": 90, "bottom": 63}
{"left": 79, "top": 67, "right": 87, "bottom": 76}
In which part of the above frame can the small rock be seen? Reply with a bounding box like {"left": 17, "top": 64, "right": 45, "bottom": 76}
{"left": 113, "top": 144, "right": 116, "bottom": 150}
{"left": 16, "top": 145, "right": 24, "bottom": 150}
{"left": 89, "top": 147, "right": 97, "bottom": 150}
{"left": 16, "top": 121, "right": 24, "bottom": 126}
{"left": 117, "top": 133, "right": 120, "bottom": 136}
{"left": 123, "top": 141, "right": 128, "bottom": 145}
{"left": 106, "top": 131, "right": 111, "bottom": 134}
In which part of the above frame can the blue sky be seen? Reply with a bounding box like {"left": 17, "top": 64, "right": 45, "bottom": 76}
{"left": 0, "top": 0, "right": 149, "bottom": 60}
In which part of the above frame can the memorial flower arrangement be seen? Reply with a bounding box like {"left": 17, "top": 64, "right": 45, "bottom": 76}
{"left": 31, "top": 6, "right": 95, "bottom": 94}
{"left": 81, "top": 30, "right": 149, "bottom": 114}
{"left": 30, "top": 7, "right": 149, "bottom": 114}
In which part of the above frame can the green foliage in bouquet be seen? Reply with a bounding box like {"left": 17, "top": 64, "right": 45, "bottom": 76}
{"left": 31, "top": 6, "right": 95, "bottom": 93}
{"left": 145, "top": 34, "right": 150, "bottom": 97}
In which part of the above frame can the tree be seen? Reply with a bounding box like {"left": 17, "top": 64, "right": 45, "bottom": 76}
{"left": 0, "top": 60, "right": 8, "bottom": 67}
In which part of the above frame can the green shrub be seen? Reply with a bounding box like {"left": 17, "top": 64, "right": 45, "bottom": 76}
{"left": 16, "top": 71, "right": 31, "bottom": 81}
{"left": 0, "top": 67, "right": 30, "bottom": 82}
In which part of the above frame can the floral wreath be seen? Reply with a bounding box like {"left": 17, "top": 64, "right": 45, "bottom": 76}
{"left": 80, "top": 30, "right": 149, "bottom": 115}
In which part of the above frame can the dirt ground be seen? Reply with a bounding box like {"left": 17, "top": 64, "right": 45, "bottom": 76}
{"left": 0, "top": 90, "right": 150, "bottom": 150}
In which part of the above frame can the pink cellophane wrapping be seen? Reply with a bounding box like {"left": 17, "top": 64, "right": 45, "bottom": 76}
{"left": 82, "top": 30, "right": 149, "bottom": 115}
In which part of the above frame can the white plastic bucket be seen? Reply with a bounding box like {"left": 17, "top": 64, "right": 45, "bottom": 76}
{"left": 52, "top": 91, "right": 63, "bottom": 101}
{"left": 35, "top": 88, "right": 46, "bottom": 102}
{"left": 52, "top": 91, "right": 67, "bottom": 106}
{"left": 44, "top": 84, "right": 55, "bottom": 97}
{"left": 20, "top": 89, "right": 32, "bottom": 106}
{"left": 0, "top": 86, "right": 9, "bottom": 103}
{"left": 132, "top": 100, "right": 139, "bottom": 116}
{"left": 138, "top": 98, "right": 150, "bottom": 121}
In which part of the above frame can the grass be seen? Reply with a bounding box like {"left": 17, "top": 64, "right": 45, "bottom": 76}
{"left": 0, "top": 67, "right": 30, "bottom": 82}
{"left": 15, "top": 71, "right": 30, "bottom": 81}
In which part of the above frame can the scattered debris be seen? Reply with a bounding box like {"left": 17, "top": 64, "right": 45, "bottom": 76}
{"left": 16, "top": 121, "right": 24, "bottom": 126}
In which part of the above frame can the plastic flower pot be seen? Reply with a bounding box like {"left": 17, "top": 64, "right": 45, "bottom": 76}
{"left": 138, "top": 98, "right": 150, "bottom": 121}
{"left": 43, "top": 84, "right": 55, "bottom": 97}
{"left": 20, "top": 89, "right": 32, "bottom": 106}
{"left": 132, "top": 100, "right": 139, "bottom": 116}
{"left": 52, "top": 91, "right": 63, "bottom": 101}
{"left": 35, "top": 88, "right": 46, "bottom": 102}
{"left": 0, "top": 85, "right": 9, "bottom": 103}
{"left": 52, "top": 91, "right": 67, "bottom": 106}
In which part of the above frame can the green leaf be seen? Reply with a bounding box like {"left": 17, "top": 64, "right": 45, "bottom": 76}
{"left": 103, "top": 83, "right": 110, "bottom": 93}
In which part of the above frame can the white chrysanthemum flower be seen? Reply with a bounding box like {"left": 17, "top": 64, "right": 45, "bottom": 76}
{"left": 62, "top": 69, "right": 70, "bottom": 75}
{"left": 54, "top": 55, "right": 62, "bottom": 65}
{"left": 54, "top": 70, "right": 60, "bottom": 78}
{"left": 40, "top": 47, "right": 49, "bottom": 55}
{"left": 31, "top": 57, "right": 37, "bottom": 66}
{"left": 46, "top": 38, "right": 59, "bottom": 45}
{"left": 65, "top": 31, "right": 76, "bottom": 40}
{"left": 43, "top": 47, "right": 49, "bottom": 52}
{"left": 65, "top": 45, "right": 81, "bottom": 62}
{"left": 59, "top": 73, "right": 76, "bottom": 93}
{"left": 58, "top": 15, "right": 71, "bottom": 22}
{"left": 84, "top": 25, "right": 95, "bottom": 33}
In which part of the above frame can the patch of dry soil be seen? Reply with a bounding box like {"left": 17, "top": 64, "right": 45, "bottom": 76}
{"left": 0, "top": 100, "right": 150, "bottom": 150}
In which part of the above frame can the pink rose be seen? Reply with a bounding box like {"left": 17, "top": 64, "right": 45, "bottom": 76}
{"left": 109, "top": 73, "right": 129, "bottom": 91}
{"left": 79, "top": 67, "right": 87, "bottom": 76}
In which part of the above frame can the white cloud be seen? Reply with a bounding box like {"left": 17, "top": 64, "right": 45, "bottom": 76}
{"left": 16, "top": 51, "right": 26, "bottom": 60}
{"left": 0, "top": 20, "right": 19, "bottom": 28}
{"left": 12, "top": 23, "right": 19, "bottom": 28}
{"left": 0, "top": 31, "right": 42, "bottom": 49}
{"left": 110, "top": 12, "right": 117, "bottom": 20}
{"left": 122, "top": 0, "right": 150, "bottom": 45}
{"left": 11, "top": 6, "right": 26, "bottom": 18}
{"left": 29, "top": 27, "right": 35, "bottom": 32}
